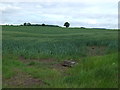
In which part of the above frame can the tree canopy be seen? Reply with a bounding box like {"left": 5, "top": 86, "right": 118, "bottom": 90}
{"left": 64, "top": 22, "right": 70, "bottom": 28}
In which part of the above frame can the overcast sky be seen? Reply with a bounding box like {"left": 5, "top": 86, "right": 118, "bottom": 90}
{"left": 0, "top": 0, "right": 119, "bottom": 29}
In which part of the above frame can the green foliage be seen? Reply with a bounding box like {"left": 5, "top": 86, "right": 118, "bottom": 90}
{"left": 64, "top": 22, "right": 70, "bottom": 28}
{"left": 2, "top": 26, "right": 118, "bottom": 88}
{"left": 2, "top": 26, "right": 118, "bottom": 60}
{"left": 64, "top": 53, "right": 118, "bottom": 88}
{"left": 2, "top": 54, "right": 25, "bottom": 79}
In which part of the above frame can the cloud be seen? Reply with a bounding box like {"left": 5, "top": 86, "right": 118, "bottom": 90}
{"left": 0, "top": 0, "right": 119, "bottom": 3}
{"left": 0, "top": 3, "right": 21, "bottom": 12}
{"left": 0, "top": 0, "right": 119, "bottom": 29}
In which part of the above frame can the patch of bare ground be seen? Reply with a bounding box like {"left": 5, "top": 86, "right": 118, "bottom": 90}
{"left": 19, "top": 56, "right": 55, "bottom": 64}
{"left": 52, "top": 63, "right": 71, "bottom": 76}
{"left": 87, "top": 46, "right": 106, "bottom": 56}
{"left": 53, "top": 63, "right": 68, "bottom": 70}
{"left": 3, "top": 69, "right": 49, "bottom": 88}
{"left": 19, "top": 56, "right": 71, "bottom": 69}
{"left": 19, "top": 56, "right": 71, "bottom": 75}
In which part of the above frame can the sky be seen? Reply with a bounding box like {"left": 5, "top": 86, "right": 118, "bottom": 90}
{"left": 0, "top": 0, "right": 119, "bottom": 29}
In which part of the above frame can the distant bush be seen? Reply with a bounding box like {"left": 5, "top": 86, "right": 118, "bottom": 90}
{"left": 31, "top": 24, "right": 42, "bottom": 26}
{"left": 45, "top": 25, "right": 60, "bottom": 27}
{"left": 22, "top": 23, "right": 60, "bottom": 27}
{"left": 92, "top": 28, "right": 106, "bottom": 30}
{"left": 23, "top": 22, "right": 31, "bottom": 26}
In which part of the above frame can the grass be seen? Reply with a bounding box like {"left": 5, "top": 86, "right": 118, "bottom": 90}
{"left": 2, "top": 26, "right": 119, "bottom": 88}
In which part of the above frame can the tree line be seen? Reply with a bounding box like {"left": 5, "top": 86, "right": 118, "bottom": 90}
{"left": 23, "top": 22, "right": 71, "bottom": 28}
{"left": 23, "top": 23, "right": 59, "bottom": 27}
{"left": 5, "top": 22, "right": 87, "bottom": 28}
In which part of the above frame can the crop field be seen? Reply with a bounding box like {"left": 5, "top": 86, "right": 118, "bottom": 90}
{"left": 2, "top": 26, "right": 119, "bottom": 88}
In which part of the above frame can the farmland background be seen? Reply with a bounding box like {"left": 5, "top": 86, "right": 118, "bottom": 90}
{"left": 2, "top": 26, "right": 119, "bottom": 88}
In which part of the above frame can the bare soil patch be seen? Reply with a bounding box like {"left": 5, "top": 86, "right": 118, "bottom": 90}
{"left": 87, "top": 46, "right": 106, "bottom": 56}
{"left": 3, "top": 69, "right": 49, "bottom": 88}
{"left": 19, "top": 56, "right": 71, "bottom": 69}
{"left": 19, "top": 56, "right": 55, "bottom": 64}
{"left": 19, "top": 56, "right": 76, "bottom": 77}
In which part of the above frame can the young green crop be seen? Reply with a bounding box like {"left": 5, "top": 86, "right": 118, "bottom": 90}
{"left": 2, "top": 26, "right": 118, "bottom": 59}
{"left": 2, "top": 26, "right": 119, "bottom": 88}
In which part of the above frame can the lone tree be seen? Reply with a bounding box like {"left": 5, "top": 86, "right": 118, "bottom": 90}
{"left": 42, "top": 23, "right": 45, "bottom": 26}
{"left": 23, "top": 22, "right": 27, "bottom": 26}
{"left": 64, "top": 22, "right": 70, "bottom": 28}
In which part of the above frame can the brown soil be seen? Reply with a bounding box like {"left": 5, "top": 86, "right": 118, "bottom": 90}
{"left": 87, "top": 46, "right": 106, "bottom": 56}
{"left": 19, "top": 56, "right": 71, "bottom": 75}
{"left": 19, "top": 56, "right": 55, "bottom": 64}
{"left": 3, "top": 69, "right": 49, "bottom": 88}
{"left": 53, "top": 63, "right": 68, "bottom": 71}
{"left": 19, "top": 56, "right": 70, "bottom": 75}
{"left": 19, "top": 56, "right": 70, "bottom": 69}
{"left": 4, "top": 54, "right": 79, "bottom": 88}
